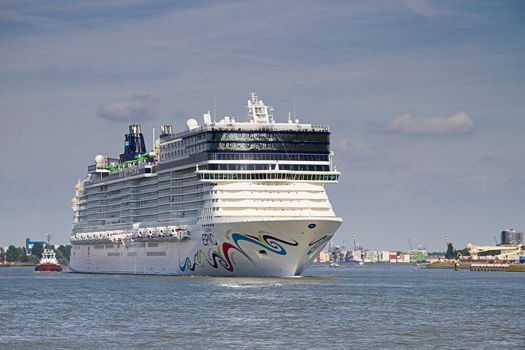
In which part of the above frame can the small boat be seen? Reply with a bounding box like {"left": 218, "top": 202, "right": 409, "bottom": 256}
{"left": 35, "top": 241, "right": 62, "bottom": 272}
{"left": 329, "top": 262, "right": 340, "bottom": 268}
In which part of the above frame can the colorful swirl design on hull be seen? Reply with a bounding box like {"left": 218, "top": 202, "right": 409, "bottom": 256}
{"left": 179, "top": 232, "right": 298, "bottom": 273}
{"left": 231, "top": 233, "right": 298, "bottom": 255}
{"left": 306, "top": 234, "right": 332, "bottom": 257}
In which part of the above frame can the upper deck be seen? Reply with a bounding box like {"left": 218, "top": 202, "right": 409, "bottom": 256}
{"left": 161, "top": 92, "right": 329, "bottom": 143}
{"left": 84, "top": 93, "right": 337, "bottom": 185}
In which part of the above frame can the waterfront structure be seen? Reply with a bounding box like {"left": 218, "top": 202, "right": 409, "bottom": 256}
{"left": 314, "top": 250, "right": 331, "bottom": 263}
{"left": 25, "top": 238, "right": 46, "bottom": 255}
{"left": 69, "top": 93, "right": 342, "bottom": 276}
{"left": 322, "top": 247, "right": 414, "bottom": 264}
{"left": 501, "top": 229, "right": 522, "bottom": 245}
{"left": 466, "top": 229, "right": 524, "bottom": 261}
{"left": 467, "top": 243, "right": 524, "bottom": 261}
{"left": 409, "top": 249, "right": 428, "bottom": 262}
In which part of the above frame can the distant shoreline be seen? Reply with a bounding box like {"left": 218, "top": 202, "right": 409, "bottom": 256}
{"left": 0, "top": 262, "right": 36, "bottom": 267}
{"left": 425, "top": 261, "right": 525, "bottom": 272}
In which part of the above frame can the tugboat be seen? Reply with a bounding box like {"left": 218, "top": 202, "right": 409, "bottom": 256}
{"left": 34, "top": 235, "right": 62, "bottom": 272}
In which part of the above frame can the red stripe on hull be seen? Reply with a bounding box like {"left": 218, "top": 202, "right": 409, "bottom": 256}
{"left": 35, "top": 264, "right": 62, "bottom": 272}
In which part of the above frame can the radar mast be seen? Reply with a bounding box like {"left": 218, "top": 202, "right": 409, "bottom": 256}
{"left": 247, "top": 93, "right": 273, "bottom": 124}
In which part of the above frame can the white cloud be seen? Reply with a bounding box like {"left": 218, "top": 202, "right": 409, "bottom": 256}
{"left": 0, "top": 10, "right": 62, "bottom": 28}
{"left": 381, "top": 112, "right": 475, "bottom": 135}
{"left": 97, "top": 95, "right": 158, "bottom": 122}
{"left": 404, "top": 0, "right": 439, "bottom": 18}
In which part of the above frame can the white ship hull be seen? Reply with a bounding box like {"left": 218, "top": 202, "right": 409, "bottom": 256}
{"left": 70, "top": 218, "right": 341, "bottom": 276}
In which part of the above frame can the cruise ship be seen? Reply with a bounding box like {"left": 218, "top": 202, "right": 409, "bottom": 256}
{"left": 70, "top": 93, "right": 342, "bottom": 276}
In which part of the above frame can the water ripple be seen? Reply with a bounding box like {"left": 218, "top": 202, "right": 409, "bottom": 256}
{"left": 0, "top": 265, "right": 524, "bottom": 349}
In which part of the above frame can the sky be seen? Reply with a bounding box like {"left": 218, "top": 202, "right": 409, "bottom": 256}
{"left": 0, "top": 0, "right": 524, "bottom": 251}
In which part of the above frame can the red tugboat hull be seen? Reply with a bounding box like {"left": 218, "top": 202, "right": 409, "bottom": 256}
{"left": 35, "top": 263, "right": 62, "bottom": 272}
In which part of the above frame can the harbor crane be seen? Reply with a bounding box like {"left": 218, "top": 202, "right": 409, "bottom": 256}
{"left": 353, "top": 233, "right": 363, "bottom": 250}
{"left": 25, "top": 237, "right": 46, "bottom": 255}
{"left": 408, "top": 238, "right": 414, "bottom": 251}
{"left": 353, "top": 233, "right": 365, "bottom": 264}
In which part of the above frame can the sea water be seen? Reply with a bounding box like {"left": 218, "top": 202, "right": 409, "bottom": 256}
{"left": 0, "top": 264, "right": 524, "bottom": 349}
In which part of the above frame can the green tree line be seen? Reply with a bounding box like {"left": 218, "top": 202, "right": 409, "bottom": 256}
{"left": 1, "top": 244, "right": 71, "bottom": 265}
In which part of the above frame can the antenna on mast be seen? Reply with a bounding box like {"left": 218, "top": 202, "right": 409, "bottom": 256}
{"left": 247, "top": 92, "right": 272, "bottom": 124}
{"left": 152, "top": 127, "right": 155, "bottom": 151}
{"left": 213, "top": 97, "right": 217, "bottom": 122}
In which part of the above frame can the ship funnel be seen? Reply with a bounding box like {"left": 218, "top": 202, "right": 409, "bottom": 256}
{"left": 129, "top": 124, "right": 142, "bottom": 134}
{"left": 161, "top": 124, "right": 173, "bottom": 136}
{"left": 120, "top": 124, "right": 147, "bottom": 162}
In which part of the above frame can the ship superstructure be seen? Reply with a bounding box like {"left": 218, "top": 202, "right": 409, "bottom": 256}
{"left": 70, "top": 93, "right": 342, "bottom": 276}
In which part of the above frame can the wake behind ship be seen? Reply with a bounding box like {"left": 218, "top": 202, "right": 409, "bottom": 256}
{"left": 70, "top": 93, "right": 342, "bottom": 276}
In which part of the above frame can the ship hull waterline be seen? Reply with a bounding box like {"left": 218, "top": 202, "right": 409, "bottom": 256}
{"left": 70, "top": 218, "right": 341, "bottom": 277}
{"left": 35, "top": 264, "right": 62, "bottom": 272}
